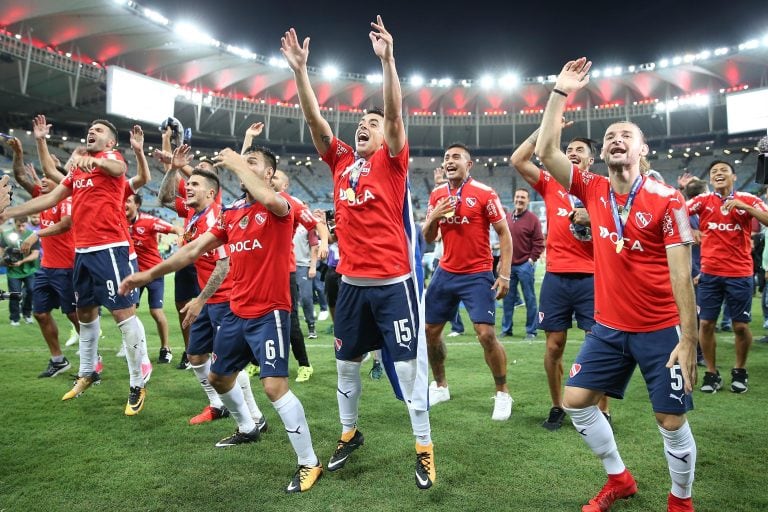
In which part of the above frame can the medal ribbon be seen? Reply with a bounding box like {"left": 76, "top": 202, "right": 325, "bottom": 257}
{"left": 184, "top": 204, "right": 211, "bottom": 243}
{"left": 608, "top": 175, "right": 643, "bottom": 248}
{"left": 448, "top": 176, "right": 472, "bottom": 214}
{"left": 715, "top": 190, "right": 734, "bottom": 214}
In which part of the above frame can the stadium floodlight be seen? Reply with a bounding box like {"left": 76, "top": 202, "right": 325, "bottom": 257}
{"left": 366, "top": 73, "right": 383, "bottom": 83}
{"left": 697, "top": 50, "right": 711, "bottom": 60}
{"left": 479, "top": 75, "right": 495, "bottom": 89}
{"left": 591, "top": 70, "right": 601, "bottom": 78}
{"left": 683, "top": 54, "right": 695, "bottom": 63}
{"left": 603, "top": 67, "right": 614, "bottom": 77}
{"left": 410, "top": 75, "right": 425, "bottom": 87}
{"left": 498, "top": 73, "right": 518, "bottom": 90}
{"left": 658, "top": 58, "right": 670, "bottom": 68}
{"left": 143, "top": 8, "right": 169, "bottom": 26}
{"left": 227, "top": 45, "right": 255, "bottom": 59}
{"left": 322, "top": 65, "right": 340, "bottom": 80}
{"left": 714, "top": 47, "right": 729, "bottom": 56}
{"left": 738, "top": 39, "right": 759, "bottom": 50}
{"left": 672, "top": 56, "right": 682, "bottom": 65}
{"left": 174, "top": 22, "right": 219, "bottom": 47}
{"left": 438, "top": 77, "right": 452, "bottom": 88}
{"left": 628, "top": 65, "right": 636, "bottom": 72}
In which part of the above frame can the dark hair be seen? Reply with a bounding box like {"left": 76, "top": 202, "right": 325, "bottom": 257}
{"left": 707, "top": 159, "right": 734, "bottom": 174}
{"left": 131, "top": 194, "right": 143, "bottom": 207}
{"left": 191, "top": 168, "right": 220, "bottom": 194}
{"left": 683, "top": 178, "right": 707, "bottom": 199}
{"left": 446, "top": 142, "right": 472, "bottom": 158}
{"left": 243, "top": 145, "right": 277, "bottom": 173}
{"left": 365, "top": 107, "right": 385, "bottom": 118}
{"left": 90, "top": 119, "right": 119, "bottom": 143}
{"left": 514, "top": 187, "right": 530, "bottom": 197}
{"left": 568, "top": 137, "right": 596, "bottom": 157}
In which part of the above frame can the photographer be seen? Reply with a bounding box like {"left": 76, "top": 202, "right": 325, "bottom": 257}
{"left": 0, "top": 216, "right": 40, "bottom": 325}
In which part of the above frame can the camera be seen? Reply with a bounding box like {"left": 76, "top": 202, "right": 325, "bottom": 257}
{"left": 324, "top": 209, "right": 336, "bottom": 235}
{"left": 2, "top": 247, "right": 23, "bottom": 266}
{"left": 159, "top": 117, "right": 192, "bottom": 149}
{"left": 0, "top": 289, "right": 23, "bottom": 301}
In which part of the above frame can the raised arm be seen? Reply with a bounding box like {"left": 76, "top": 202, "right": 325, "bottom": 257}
{"left": 665, "top": 243, "right": 698, "bottom": 394}
{"left": 71, "top": 154, "right": 126, "bottom": 177}
{"left": 214, "top": 148, "right": 289, "bottom": 216}
{"left": 370, "top": 15, "right": 405, "bottom": 156}
{"left": 8, "top": 138, "right": 37, "bottom": 195}
{"left": 129, "top": 125, "right": 151, "bottom": 189}
{"left": 281, "top": 28, "right": 334, "bottom": 155}
{"left": 535, "top": 58, "right": 592, "bottom": 189}
{"left": 30, "top": 115, "right": 65, "bottom": 184}
{"left": 510, "top": 128, "right": 544, "bottom": 187}
{"left": 241, "top": 122, "right": 264, "bottom": 155}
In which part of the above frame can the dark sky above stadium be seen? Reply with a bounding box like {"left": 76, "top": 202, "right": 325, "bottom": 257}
{"left": 151, "top": 0, "right": 766, "bottom": 78}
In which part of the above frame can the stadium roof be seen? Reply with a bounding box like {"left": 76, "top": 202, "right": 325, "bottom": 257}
{"left": 1, "top": 0, "right": 767, "bottom": 150}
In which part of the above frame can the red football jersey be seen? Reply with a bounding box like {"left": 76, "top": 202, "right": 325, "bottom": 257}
{"left": 183, "top": 202, "right": 232, "bottom": 304}
{"left": 569, "top": 166, "right": 693, "bottom": 332}
{"left": 427, "top": 178, "right": 504, "bottom": 273}
{"left": 533, "top": 170, "right": 594, "bottom": 273}
{"left": 687, "top": 191, "right": 767, "bottom": 278}
{"left": 209, "top": 198, "right": 293, "bottom": 318}
{"left": 60, "top": 150, "right": 128, "bottom": 251}
{"left": 322, "top": 138, "right": 411, "bottom": 278}
{"left": 32, "top": 186, "right": 74, "bottom": 269}
{"left": 279, "top": 191, "right": 318, "bottom": 272}
{"left": 127, "top": 213, "right": 176, "bottom": 271}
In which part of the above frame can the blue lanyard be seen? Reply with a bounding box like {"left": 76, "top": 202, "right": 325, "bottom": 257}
{"left": 715, "top": 190, "right": 735, "bottom": 214}
{"left": 185, "top": 204, "right": 211, "bottom": 234}
{"left": 448, "top": 176, "right": 471, "bottom": 212}
{"left": 609, "top": 175, "right": 643, "bottom": 246}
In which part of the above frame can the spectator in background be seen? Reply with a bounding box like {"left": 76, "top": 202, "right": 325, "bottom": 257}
{"left": 294, "top": 222, "right": 320, "bottom": 340}
{"left": 501, "top": 188, "right": 544, "bottom": 339}
{"left": 681, "top": 177, "right": 709, "bottom": 365}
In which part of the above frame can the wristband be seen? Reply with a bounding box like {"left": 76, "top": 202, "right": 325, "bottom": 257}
{"left": 552, "top": 88, "right": 568, "bottom": 97}
{"left": 498, "top": 274, "right": 511, "bottom": 281}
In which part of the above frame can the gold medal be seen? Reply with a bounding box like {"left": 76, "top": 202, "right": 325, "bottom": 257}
{"left": 444, "top": 210, "right": 455, "bottom": 218}
{"left": 619, "top": 209, "right": 629, "bottom": 224}
{"left": 345, "top": 188, "right": 356, "bottom": 202}
{"left": 615, "top": 239, "right": 624, "bottom": 253}
{"left": 720, "top": 206, "right": 729, "bottom": 215}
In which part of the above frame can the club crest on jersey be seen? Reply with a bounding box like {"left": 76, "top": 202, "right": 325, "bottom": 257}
{"left": 634, "top": 211, "right": 652, "bottom": 229}
{"left": 52, "top": 206, "right": 57, "bottom": 213}
{"left": 239, "top": 215, "right": 249, "bottom": 229}
{"left": 334, "top": 337, "right": 343, "bottom": 351}
{"left": 136, "top": 227, "right": 145, "bottom": 234}
{"left": 465, "top": 197, "right": 477, "bottom": 208}
{"left": 254, "top": 213, "right": 266, "bottom": 225}
{"left": 569, "top": 363, "right": 582, "bottom": 378}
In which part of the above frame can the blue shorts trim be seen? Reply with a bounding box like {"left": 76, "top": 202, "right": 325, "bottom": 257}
{"left": 538, "top": 272, "right": 595, "bottom": 332}
{"left": 425, "top": 267, "right": 496, "bottom": 325}
{"left": 566, "top": 323, "right": 694, "bottom": 414}
{"left": 73, "top": 247, "right": 137, "bottom": 310}
{"left": 211, "top": 309, "right": 290, "bottom": 378}
{"left": 697, "top": 273, "right": 753, "bottom": 323}
{"left": 174, "top": 263, "right": 200, "bottom": 303}
{"left": 32, "top": 267, "right": 76, "bottom": 314}
{"left": 188, "top": 302, "right": 230, "bottom": 356}
{"left": 138, "top": 276, "right": 165, "bottom": 309}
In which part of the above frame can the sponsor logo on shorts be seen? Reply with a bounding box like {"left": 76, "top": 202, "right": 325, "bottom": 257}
{"left": 334, "top": 337, "right": 343, "bottom": 351}
{"left": 569, "top": 363, "right": 581, "bottom": 378}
